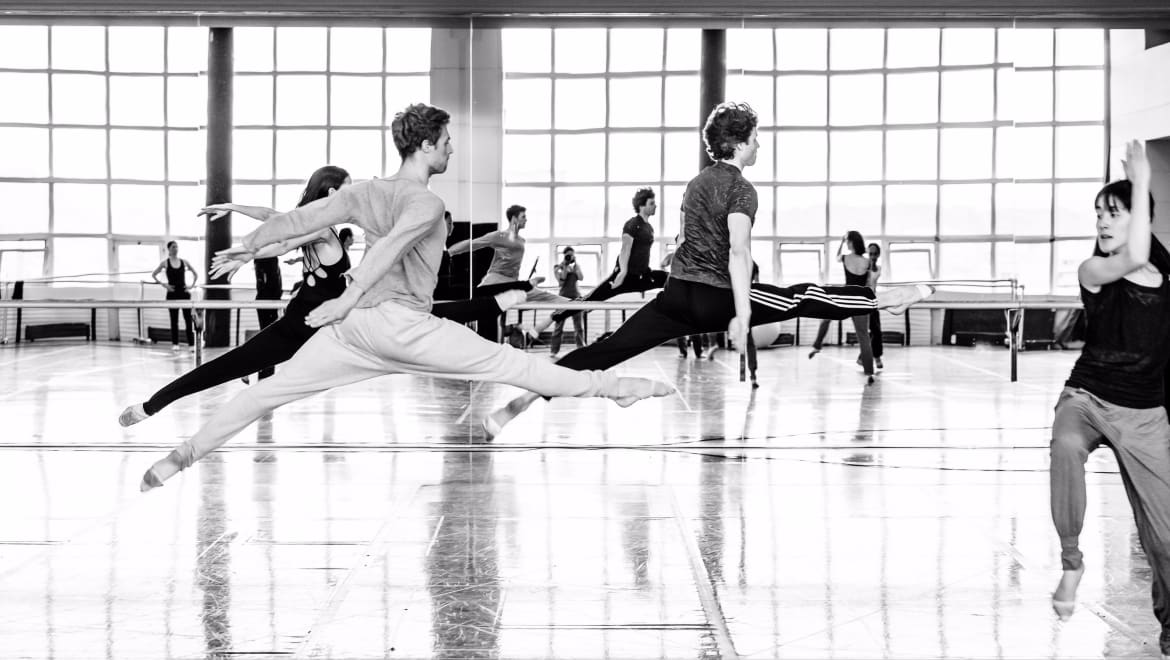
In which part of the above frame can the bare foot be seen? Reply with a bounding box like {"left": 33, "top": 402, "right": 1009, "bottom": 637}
{"left": 1052, "top": 565, "right": 1085, "bottom": 621}
{"left": 611, "top": 378, "right": 673, "bottom": 408}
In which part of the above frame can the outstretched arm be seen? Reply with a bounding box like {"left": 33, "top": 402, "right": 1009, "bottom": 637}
{"left": 448, "top": 231, "right": 503, "bottom": 256}
{"left": 241, "top": 189, "right": 356, "bottom": 252}
{"left": 199, "top": 203, "right": 278, "bottom": 223}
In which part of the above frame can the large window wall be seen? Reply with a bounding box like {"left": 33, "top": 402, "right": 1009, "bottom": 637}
{"left": 501, "top": 26, "right": 1106, "bottom": 295}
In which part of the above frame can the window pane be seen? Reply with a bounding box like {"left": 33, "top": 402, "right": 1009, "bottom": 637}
{"left": 1054, "top": 182, "right": 1099, "bottom": 236}
{"left": 503, "top": 79, "right": 551, "bottom": 130}
{"left": 778, "top": 248, "right": 824, "bottom": 284}
{"left": 939, "top": 242, "right": 991, "bottom": 280}
{"left": 111, "top": 185, "right": 165, "bottom": 234}
{"left": 555, "top": 78, "right": 606, "bottom": 129}
{"left": 0, "top": 26, "right": 47, "bottom": 69}
{"left": 829, "top": 29, "right": 883, "bottom": 70}
{"left": 1010, "top": 70, "right": 1053, "bottom": 122}
{"left": 502, "top": 29, "right": 551, "bottom": 73}
{"left": 1009, "top": 126, "right": 1053, "bottom": 179}
{"left": 52, "top": 74, "right": 106, "bottom": 125}
{"left": 53, "top": 129, "right": 107, "bottom": 178}
{"left": 229, "top": 185, "right": 273, "bottom": 238}
{"left": 1056, "top": 29, "right": 1104, "bottom": 66}
{"left": 940, "top": 69, "right": 994, "bottom": 122}
{"left": 886, "top": 185, "right": 937, "bottom": 236}
{"left": 276, "top": 27, "right": 326, "bottom": 71}
{"left": 609, "top": 77, "right": 662, "bottom": 127}
{"left": 167, "top": 185, "right": 205, "bottom": 237}
{"left": 727, "top": 74, "right": 773, "bottom": 126}
{"left": 167, "top": 75, "right": 206, "bottom": 127}
{"left": 115, "top": 243, "right": 162, "bottom": 282}
{"left": 1053, "top": 238, "right": 1094, "bottom": 294}
{"left": 1055, "top": 126, "right": 1104, "bottom": 179}
{"left": 330, "top": 130, "right": 382, "bottom": 181}
{"left": 754, "top": 129, "right": 774, "bottom": 182}
{"left": 0, "top": 73, "right": 46, "bottom": 125}
{"left": 886, "top": 72, "right": 939, "bottom": 124}
{"left": 554, "top": 29, "right": 606, "bottom": 74}
{"left": 554, "top": 134, "right": 604, "bottom": 182}
{"left": 51, "top": 27, "right": 105, "bottom": 71}
{"left": 777, "top": 75, "right": 826, "bottom": 126}
{"left": 167, "top": 130, "right": 204, "bottom": 182}
{"left": 109, "top": 27, "right": 163, "bottom": 73}
{"left": 663, "top": 131, "right": 696, "bottom": 182}
{"left": 0, "top": 249, "right": 45, "bottom": 281}
{"left": 384, "top": 75, "right": 429, "bottom": 121}
{"left": 777, "top": 131, "right": 826, "bottom": 182}
{"left": 829, "top": 131, "right": 881, "bottom": 182}
{"left": 939, "top": 184, "right": 991, "bottom": 236}
{"left": 503, "top": 187, "right": 549, "bottom": 239}
{"left": 610, "top": 29, "right": 663, "bottom": 72}
{"left": 829, "top": 74, "right": 882, "bottom": 126}
{"left": 331, "top": 76, "right": 383, "bottom": 126}
{"left": 608, "top": 133, "right": 661, "bottom": 183}
{"left": 235, "top": 28, "right": 274, "bottom": 72}
{"left": 994, "top": 126, "right": 1013, "bottom": 179}
{"left": 728, "top": 29, "right": 774, "bottom": 71}
{"left": 777, "top": 186, "right": 826, "bottom": 236}
{"left": 1055, "top": 70, "right": 1104, "bottom": 122}
{"left": 661, "top": 185, "right": 686, "bottom": 239}
{"left": 54, "top": 184, "right": 108, "bottom": 234}
{"left": 276, "top": 76, "right": 327, "bottom": 125}
{"left": 234, "top": 75, "right": 274, "bottom": 125}
{"left": 888, "top": 245, "right": 934, "bottom": 282}
{"left": 939, "top": 128, "right": 992, "bottom": 180}
{"left": 0, "top": 183, "right": 49, "bottom": 232}
{"left": 997, "top": 182, "right": 1051, "bottom": 236}
{"left": 275, "top": 130, "right": 326, "bottom": 180}
{"left": 233, "top": 129, "right": 274, "bottom": 180}
{"left": 554, "top": 187, "right": 605, "bottom": 238}
{"left": 503, "top": 134, "right": 550, "bottom": 182}
{"left": 274, "top": 184, "right": 302, "bottom": 210}
{"left": 941, "top": 28, "right": 995, "bottom": 65}
{"left": 110, "top": 76, "right": 165, "bottom": 126}
{"left": 996, "top": 67, "right": 1012, "bottom": 121}
{"left": 385, "top": 29, "right": 430, "bottom": 72}
{"left": 887, "top": 29, "right": 939, "bottom": 68}
{"left": 330, "top": 27, "right": 383, "bottom": 73}
{"left": 886, "top": 129, "right": 938, "bottom": 180}
{"left": 663, "top": 75, "right": 699, "bottom": 127}
{"left": 1012, "top": 242, "right": 1051, "bottom": 294}
{"left": 666, "top": 29, "right": 700, "bottom": 71}
{"left": 756, "top": 185, "right": 775, "bottom": 235}
{"left": 110, "top": 130, "right": 164, "bottom": 180}
{"left": 829, "top": 185, "right": 881, "bottom": 237}
{"left": 52, "top": 237, "right": 108, "bottom": 278}
{"left": 0, "top": 128, "right": 48, "bottom": 178}
{"left": 167, "top": 27, "right": 206, "bottom": 74}
{"left": 777, "top": 29, "right": 827, "bottom": 71}
{"left": 753, "top": 239, "right": 776, "bottom": 283}
{"left": 1014, "top": 29, "right": 1054, "bottom": 68}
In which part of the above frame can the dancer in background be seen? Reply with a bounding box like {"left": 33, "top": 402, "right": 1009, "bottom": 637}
{"left": 807, "top": 231, "right": 877, "bottom": 378}
{"left": 549, "top": 246, "right": 585, "bottom": 357}
{"left": 151, "top": 240, "right": 198, "bottom": 351}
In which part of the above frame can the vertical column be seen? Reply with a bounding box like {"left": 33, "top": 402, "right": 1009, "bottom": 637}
{"left": 204, "top": 27, "right": 233, "bottom": 347}
{"left": 699, "top": 29, "right": 727, "bottom": 171}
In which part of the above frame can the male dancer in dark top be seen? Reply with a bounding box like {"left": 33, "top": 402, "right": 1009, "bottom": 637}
{"left": 484, "top": 102, "right": 933, "bottom": 436}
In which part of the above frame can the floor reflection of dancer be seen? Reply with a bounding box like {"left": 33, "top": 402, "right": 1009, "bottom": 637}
{"left": 484, "top": 102, "right": 931, "bottom": 436}
{"left": 119, "top": 165, "right": 529, "bottom": 427}
{"left": 808, "top": 231, "right": 878, "bottom": 377}
{"left": 1049, "top": 141, "right": 1170, "bottom": 660}
{"left": 139, "top": 104, "right": 669, "bottom": 490}
{"left": 548, "top": 187, "right": 669, "bottom": 327}
{"left": 447, "top": 204, "right": 567, "bottom": 342}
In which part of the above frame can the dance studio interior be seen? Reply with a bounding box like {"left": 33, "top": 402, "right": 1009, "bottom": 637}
{"left": 4, "top": 1, "right": 1170, "bottom": 658}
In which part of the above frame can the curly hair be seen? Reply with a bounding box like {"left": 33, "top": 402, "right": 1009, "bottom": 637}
{"left": 703, "top": 102, "right": 758, "bottom": 162}
{"left": 390, "top": 103, "right": 451, "bottom": 159}
{"left": 631, "top": 187, "right": 656, "bottom": 213}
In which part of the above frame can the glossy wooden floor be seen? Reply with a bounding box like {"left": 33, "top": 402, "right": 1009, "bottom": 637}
{"left": 1, "top": 339, "right": 1165, "bottom": 659}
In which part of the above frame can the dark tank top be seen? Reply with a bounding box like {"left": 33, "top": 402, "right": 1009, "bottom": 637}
{"left": 165, "top": 258, "right": 187, "bottom": 292}
{"left": 559, "top": 267, "right": 581, "bottom": 299}
{"left": 287, "top": 229, "right": 350, "bottom": 313}
{"left": 1066, "top": 275, "right": 1170, "bottom": 409}
{"left": 843, "top": 257, "right": 869, "bottom": 287}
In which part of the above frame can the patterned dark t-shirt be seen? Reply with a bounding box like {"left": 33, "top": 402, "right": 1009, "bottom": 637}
{"left": 670, "top": 162, "right": 757, "bottom": 289}
{"left": 618, "top": 215, "right": 655, "bottom": 276}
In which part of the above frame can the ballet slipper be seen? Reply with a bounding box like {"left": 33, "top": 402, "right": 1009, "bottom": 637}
{"left": 808, "top": 348, "right": 821, "bottom": 359}
{"left": 482, "top": 392, "right": 541, "bottom": 438}
{"left": 885, "top": 284, "right": 935, "bottom": 315}
{"left": 118, "top": 403, "right": 150, "bottom": 428}
{"left": 610, "top": 378, "right": 672, "bottom": 408}
{"left": 140, "top": 467, "right": 165, "bottom": 492}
